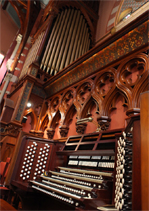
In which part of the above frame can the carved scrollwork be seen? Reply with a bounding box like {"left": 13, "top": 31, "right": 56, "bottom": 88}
{"left": 30, "top": 130, "right": 44, "bottom": 137}
{"left": 76, "top": 123, "right": 87, "bottom": 135}
{"left": 119, "top": 57, "right": 146, "bottom": 88}
{"left": 59, "top": 125, "right": 69, "bottom": 138}
{"left": 47, "top": 128, "right": 55, "bottom": 139}
{"left": 49, "top": 97, "right": 60, "bottom": 113}
{"left": 77, "top": 82, "right": 92, "bottom": 106}
{"left": 95, "top": 72, "right": 114, "bottom": 99}
{"left": 5, "top": 124, "right": 21, "bottom": 137}
{"left": 61, "top": 90, "right": 73, "bottom": 113}
{"left": 97, "top": 116, "right": 111, "bottom": 131}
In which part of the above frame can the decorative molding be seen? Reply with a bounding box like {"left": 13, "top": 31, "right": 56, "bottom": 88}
{"left": 126, "top": 108, "right": 140, "bottom": 117}
{"left": 30, "top": 67, "right": 38, "bottom": 76}
{"left": 30, "top": 130, "right": 44, "bottom": 137}
{"left": 15, "top": 82, "right": 33, "bottom": 122}
{"left": 2, "top": 123, "right": 22, "bottom": 137}
{"left": 76, "top": 123, "right": 87, "bottom": 135}
{"left": 45, "top": 20, "right": 148, "bottom": 97}
{"left": 46, "top": 128, "right": 55, "bottom": 139}
{"left": 32, "top": 85, "right": 46, "bottom": 98}
{"left": 97, "top": 116, "right": 111, "bottom": 131}
{"left": 59, "top": 126, "right": 69, "bottom": 138}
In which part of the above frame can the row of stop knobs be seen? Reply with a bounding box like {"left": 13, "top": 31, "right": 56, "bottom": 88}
{"left": 115, "top": 132, "right": 133, "bottom": 210}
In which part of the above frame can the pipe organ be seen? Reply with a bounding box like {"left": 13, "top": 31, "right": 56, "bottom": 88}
{"left": 19, "top": 31, "right": 45, "bottom": 79}
{"left": 40, "top": 8, "right": 91, "bottom": 75}
{"left": 10, "top": 115, "right": 141, "bottom": 210}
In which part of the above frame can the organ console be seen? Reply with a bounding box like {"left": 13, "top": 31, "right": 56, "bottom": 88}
{"left": 10, "top": 115, "right": 141, "bottom": 211}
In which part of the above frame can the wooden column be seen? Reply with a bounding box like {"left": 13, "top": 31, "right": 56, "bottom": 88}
{"left": 140, "top": 91, "right": 149, "bottom": 210}
{"left": 11, "top": 80, "right": 34, "bottom": 123}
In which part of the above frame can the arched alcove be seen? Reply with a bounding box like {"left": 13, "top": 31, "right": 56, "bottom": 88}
{"left": 109, "top": 93, "right": 128, "bottom": 130}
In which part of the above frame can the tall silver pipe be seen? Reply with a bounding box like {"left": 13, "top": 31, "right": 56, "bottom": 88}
{"left": 55, "top": 9, "right": 74, "bottom": 73}
{"left": 53, "top": 9, "right": 71, "bottom": 75}
{"left": 43, "top": 14, "right": 61, "bottom": 72}
{"left": 82, "top": 26, "right": 89, "bottom": 55}
{"left": 65, "top": 10, "right": 80, "bottom": 67}
{"left": 78, "top": 19, "right": 86, "bottom": 58}
{"left": 48, "top": 10, "right": 67, "bottom": 75}
{"left": 59, "top": 9, "right": 77, "bottom": 71}
{"left": 74, "top": 16, "right": 85, "bottom": 61}
{"left": 70, "top": 12, "right": 82, "bottom": 64}
{"left": 40, "top": 16, "right": 59, "bottom": 70}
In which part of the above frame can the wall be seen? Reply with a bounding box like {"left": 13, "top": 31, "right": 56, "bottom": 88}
{"left": 0, "top": 8, "right": 18, "bottom": 56}
{"left": 95, "top": 0, "right": 116, "bottom": 43}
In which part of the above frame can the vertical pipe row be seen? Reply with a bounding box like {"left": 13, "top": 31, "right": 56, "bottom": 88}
{"left": 69, "top": 11, "right": 82, "bottom": 64}
{"left": 44, "top": 14, "right": 61, "bottom": 72}
{"left": 40, "top": 8, "right": 91, "bottom": 75}
{"left": 48, "top": 10, "right": 67, "bottom": 74}
{"left": 64, "top": 10, "right": 80, "bottom": 68}
{"left": 40, "top": 16, "right": 60, "bottom": 70}
{"left": 78, "top": 19, "right": 86, "bottom": 59}
{"left": 60, "top": 9, "right": 77, "bottom": 71}
{"left": 80, "top": 23, "right": 88, "bottom": 56}
{"left": 55, "top": 9, "right": 74, "bottom": 73}
{"left": 74, "top": 16, "right": 85, "bottom": 61}
{"left": 52, "top": 9, "right": 71, "bottom": 75}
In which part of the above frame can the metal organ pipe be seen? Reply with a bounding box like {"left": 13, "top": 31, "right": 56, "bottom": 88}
{"left": 74, "top": 17, "right": 85, "bottom": 61}
{"left": 81, "top": 24, "right": 88, "bottom": 56}
{"left": 40, "top": 15, "right": 59, "bottom": 70}
{"left": 64, "top": 10, "right": 80, "bottom": 68}
{"left": 52, "top": 9, "right": 71, "bottom": 75}
{"left": 78, "top": 20, "right": 86, "bottom": 58}
{"left": 44, "top": 14, "right": 61, "bottom": 72}
{"left": 69, "top": 12, "right": 82, "bottom": 64}
{"left": 59, "top": 9, "right": 77, "bottom": 71}
{"left": 48, "top": 10, "right": 67, "bottom": 74}
{"left": 40, "top": 8, "right": 91, "bottom": 75}
{"left": 55, "top": 9, "right": 73, "bottom": 73}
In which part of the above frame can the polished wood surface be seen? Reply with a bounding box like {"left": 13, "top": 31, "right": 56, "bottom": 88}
{"left": 140, "top": 91, "right": 149, "bottom": 210}
{"left": 0, "top": 199, "right": 16, "bottom": 210}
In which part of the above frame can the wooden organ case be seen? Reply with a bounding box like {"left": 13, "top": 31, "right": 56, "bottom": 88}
{"left": 10, "top": 115, "right": 141, "bottom": 211}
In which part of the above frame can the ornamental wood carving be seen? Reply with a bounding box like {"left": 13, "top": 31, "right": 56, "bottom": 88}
{"left": 95, "top": 71, "right": 115, "bottom": 99}
{"left": 59, "top": 89, "right": 75, "bottom": 124}
{"left": 20, "top": 51, "right": 148, "bottom": 138}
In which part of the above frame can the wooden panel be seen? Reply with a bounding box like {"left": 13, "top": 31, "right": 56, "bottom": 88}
{"left": 0, "top": 199, "right": 16, "bottom": 210}
{"left": 140, "top": 91, "right": 149, "bottom": 210}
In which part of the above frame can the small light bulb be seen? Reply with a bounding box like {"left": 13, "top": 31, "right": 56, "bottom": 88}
{"left": 27, "top": 102, "right": 31, "bottom": 107}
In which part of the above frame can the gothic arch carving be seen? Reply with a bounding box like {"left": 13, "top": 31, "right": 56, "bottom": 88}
{"left": 81, "top": 96, "right": 98, "bottom": 119}
{"left": 103, "top": 87, "right": 129, "bottom": 117}
{"left": 39, "top": 114, "right": 49, "bottom": 132}
{"left": 48, "top": 95, "right": 61, "bottom": 115}
{"left": 50, "top": 110, "right": 61, "bottom": 130}
{"left": 95, "top": 70, "right": 115, "bottom": 98}
{"left": 59, "top": 89, "right": 75, "bottom": 124}
{"left": 76, "top": 80, "right": 94, "bottom": 119}
{"left": 117, "top": 53, "right": 147, "bottom": 89}
{"left": 24, "top": 108, "right": 38, "bottom": 130}
{"left": 132, "top": 71, "right": 149, "bottom": 108}
{"left": 59, "top": 104, "right": 77, "bottom": 138}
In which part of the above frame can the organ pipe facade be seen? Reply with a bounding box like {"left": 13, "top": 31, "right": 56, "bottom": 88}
{"left": 40, "top": 8, "right": 91, "bottom": 75}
